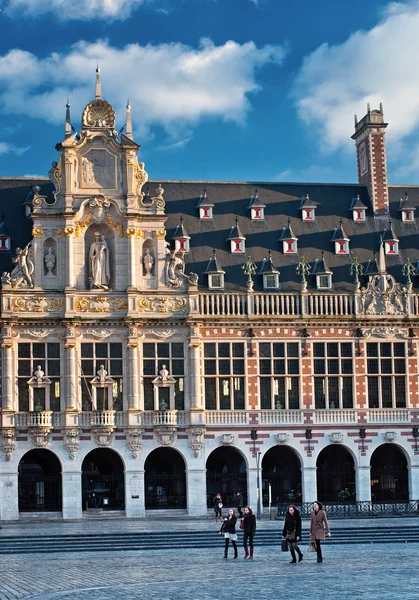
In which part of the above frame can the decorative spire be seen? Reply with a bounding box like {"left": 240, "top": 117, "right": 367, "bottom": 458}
{"left": 378, "top": 236, "right": 386, "bottom": 275}
{"left": 125, "top": 99, "right": 133, "bottom": 139}
{"left": 95, "top": 64, "right": 102, "bottom": 100}
{"left": 65, "top": 99, "right": 71, "bottom": 138}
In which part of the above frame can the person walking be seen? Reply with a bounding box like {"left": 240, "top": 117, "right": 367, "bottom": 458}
{"left": 241, "top": 506, "right": 257, "bottom": 559}
{"left": 213, "top": 493, "right": 223, "bottom": 523}
{"left": 220, "top": 508, "right": 238, "bottom": 559}
{"left": 282, "top": 504, "right": 303, "bottom": 563}
{"left": 309, "top": 501, "right": 331, "bottom": 563}
{"left": 236, "top": 491, "right": 243, "bottom": 517}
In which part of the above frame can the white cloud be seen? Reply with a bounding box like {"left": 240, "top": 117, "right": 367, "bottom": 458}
{"left": 275, "top": 165, "right": 335, "bottom": 183}
{"left": 0, "top": 142, "right": 30, "bottom": 156}
{"left": 5, "top": 0, "right": 146, "bottom": 20}
{"left": 0, "top": 39, "right": 286, "bottom": 147}
{"left": 294, "top": 1, "right": 419, "bottom": 155}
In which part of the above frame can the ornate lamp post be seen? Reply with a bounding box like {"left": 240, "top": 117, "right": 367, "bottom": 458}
{"left": 296, "top": 256, "right": 311, "bottom": 292}
{"left": 242, "top": 256, "right": 257, "bottom": 291}
{"left": 350, "top": 254, "right": 364, "bottom": 291}
{"left": 402, "top": 257, "right": 415, "bottom": 292}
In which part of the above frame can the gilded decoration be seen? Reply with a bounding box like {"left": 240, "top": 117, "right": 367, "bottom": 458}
{"left": 82, "top": 99, "right": 116, "bottom": 130}
{"left": 32, "top": 228, "right": 43, "bottom": 238}
{"left": 14, "top": 297, "right": 63, "bottom": 313}
{"left": 75, "top": 296, "right": 128, "bottom": 313}
{"left": 156, "top": 230, "right": 166, "bottom": 239}
{"left": 138, "top": 297, "right": 187, "bottom": 313}
{"left": 75, "top": 212, "right": 93, "bottom": 237}
{"left": 57, "top": 229, "right": 63, "bottom": 238}
{"left": 64, "top": 227, "right": 74, "bottom": 237}
{"left": 106, "top": 212, "right": 124, "bottom": 238}
{"left": 126, "top": 228, "right": 136, "bottom": 238}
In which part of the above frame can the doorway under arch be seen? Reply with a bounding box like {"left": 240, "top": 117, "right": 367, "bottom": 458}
{"left": 370, "top": 444, "right": 408, "bottom": 502}
{"left": 18, "top": 449, "right": 62, "bottom": 512}
{"left": 82, "top": 448, "right": 125, "bottom": 511}
{"left": 262, "top": 446, "right": 302, "bottom": 506}
{"left": 317, "top": 445, "right": 356, "bottom": 503}
{"left": 206, "top": 447, "right": 247, "bottom": 508}
{"left": 144, "top": 448, "right": 186, "bottom": 509}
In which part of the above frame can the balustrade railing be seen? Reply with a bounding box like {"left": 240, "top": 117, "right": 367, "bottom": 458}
{"left": 199, "top": 293, "right": 247, "bottom": 316}
{"left": 305, "top": 294, "right": 354, "bottom": 317}
{"left": 15, "top": 411, "right": 53, "bottom": 428}
{"left": 206, "top": 410, "right": 249, "bottom": 425}
{"left": 253, "top": 294, "right": 300, "bottom": 316}
{"left": 258, "top": 410, "right": 303, "bottom": 425}
{"left": 81, "top": 410, "right": 116, "bottom": 427}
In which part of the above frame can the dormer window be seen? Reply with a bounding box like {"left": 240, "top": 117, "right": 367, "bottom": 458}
{"left": 204, "top": 250, "right": 225, "bottom": 289}
{"left": 227, "top": 219, "right": 246, "bottom": 254}
{"left": 299, "top": 194, "right": 316, "bottom": 221}
{"left": 317, "top": 274, "right": 332, "bottom": 289}
{"left": 312, "top": 253, "right": 333, "bottom": 290}
{"left": 279, "top": 219, "right": 298, "bottom": 254}
{"left": 0, "top": 217, "right": 11, "bottom": 251}
{"left": 248, "top": 189, "right": 266, "bottom": 221}
{"left": 399, "top": 192, "right": 415, "bottom": 223}
{"left": 259, "top": 250, "right": 280, "bottom": 290}
{"left": 382, "top": 224, "right": 399, "bottom": 256}
{"left": 197, "top": 189, "right": 214, "bottom": 220}
{"left": 350, "top": 195, "right": 367, "bottom": 222}
{"left": 331, "top": 220, "right": 350, "bottom": 255}
{"left": 385, "top": 240, "right": 398, "bottom": 255}
{"left": 172, "top": 217, "right": 190, "bottom": 253}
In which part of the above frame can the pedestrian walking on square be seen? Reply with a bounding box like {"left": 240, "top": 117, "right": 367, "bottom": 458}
{"left": 220, "top": 508, "right": 238, "bottom": 559}
{"left": 213, "top": 493, "right": 223, "bottom": 523}
{"left": 309, "top": 501, "right": 331, "bottom": 563}
{"left": 236, "top": 491, "right": 243, "bottom": 517}
{"left": 282, "top": 504, "right": 303, "bottom": 563}
{"left": 241, "top": 506, "right": 256, "bottom": 559}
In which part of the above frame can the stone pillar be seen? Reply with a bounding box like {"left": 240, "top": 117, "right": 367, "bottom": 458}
{"left": 65, "top": 344, "right": 77, "bottom": 411}
{"left": 301, "top": 465, "right": 317, "bottom": 504}
{"left": 126, "top": 229, "right": 137, "bottom": 289}
{"left": 186, "top": 467, "right": 207, "bottom": 516}
{"left": 356, "top": 465, "right": 372, "bottom": 502}
{"left": 1, "top": 342, "right": 14, "bottom": 410}
{"left": 408, "top": 464, "right": 419, "bottom": 501}
{"left": 0, "top": 472, "right": 19, "bottom": 521}
{"left": 62, "top": 470, "right": 82, "bottom": 519}
{"left": 189, "top": 341, "right": 202, "bottom": 410}
{"left": 127, "top": 344, "right": 140, "bottom": 410}
{"left": 64, "top": 227, "right": 75, "bottom": 288}
{"left": 247, "top": 466, "right": 258, "bottom": 511}
{"left": 125, "top": 470, "right": 145, "bottom": 518}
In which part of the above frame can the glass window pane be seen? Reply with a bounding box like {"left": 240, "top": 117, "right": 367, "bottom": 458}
{"left": 95, "top": 343, "right": 107, "bottom": 358}
{"left": 342, "top": 378, "right": 353, "bottom": 408}
{"left": 314, "top": 359, "right": 325, "bottom": 375}
{"left": 18, "top": 379, "right": 29, "bottom": 411}
{"left": 287, "top": 343, "right": 299, "bottom": 358}
{"left": 172, "top": 343, "right": 184, "bottom": 358}
{"left": 273, "top": 360, "right": 286, "bottom": 375}
{"left": 287, "top": 359, "right": 299, "bottom": 375}
{"left": 143, "top": 343, "right": 155, "bottom": 358}
{"left": 314, "top": 378, "right": 326, "bottom": 409}
{"left": 232, "top": 360, "right": 245, "bottom": 375}
{"left": 259, "top": 360, "right": 271, "bottom": 375}
{"left": 18, "top": 343, "right": 30, "bottom": 359}
{"left": 219, "top": 360, "right": 230, "bottom": 375}
{"left": 47, "top": 360, "right": 60, "bottom": 376}
{"left": 205, "top": 379, "right": 216, "bottom": 410}
{"left": 175, "top": 379, "right": 184, "bottom": 410}
{"left": 233, "top": 378, "right": 245, "bottom": 410}
{"left": 33, "top": 344, "right": 45, "bottom": 359}
{"left": 110, "top": 343, "right": 122, "bottom": 358}
{"left": 368, "top": 377, "right": 379, "bottom": 408}
{"left": 47, "top": 343, "right": 60, "bottom": 358}
{"left": 341, "top": 359, "right": 353, "bottom": 375}
{"left": 259, "top": 343, "right": 270, "bottom": 358}
{"left": 394, "top": 359, "right": 406, "bottom": 374}
{"left": 232, "top": 343, "right": 244, "bottom": 358}
{"left": 143, "top": 361, "right": 155, "bottom": 376}
{"left": 367, "top": 343, "right": 378, "bottom": 357}
{"left": 81, "top": 343, "right": 93, "bottom": 358}
{"left": 204, "top": 360, "right": 216, "bottom": 375}
{"left": 327, "top": 359, "right": 339, "bottom": 374}
{"left": 314, "top": 343, "right": 325, "bottom": 358}
{"left": 260, "top": 378, "right": 271, "bottom": 410}
{"left": 273, "top": 343, "right": 285, "bottom": 357}
{"left": 381, "top": 359, "right": 392, "bottom": 374}
{"left": 219, "top": 379, "right": 230, "bottom": 410}
{"left": 144, "top": 380, "right": 154, "bottom": 410}
{"left": 381, "top": 376, "right": 392, "bottom": 408}
{"left": 288, "top": 378, "right": 300, "bottom": 409}
{"left": 328, "top": 378, "right": 339, "bottom": 408}
{"left": 380, "top": 343, "right": 391, "bottom": 357}
{"left": 171, "top": 360, "right": 184, "bottom": 376}
{"left": 18, "top": 360, "right": 31, "bottom": 376}
{"left": 204, "top": 343, "right": 216, "bottom": 358}
{"left": 219, "top": 343, "right": 230, "bottom": 358}
{"left": 341, "top": 343, "right": 353, "bottom": 358}
{"left": 393, "top": 343, "right": 405, "bottom": 357}
{"left": 81, "top": 360, "right": 93, "bottom": 376}
{"left": 395, "top": 377, "right": 406, "bottom": 408}
{"left": 327, "top": 343, "right": 339, "bottom": 357}
{"left": 157, "top": 343, "right": 170, "bottom": 358}
{"left": 367, "top": 359, "right": 379, "bottom": 374}
{"left": 110, "top": 360, "right": 123, "bottom": 376}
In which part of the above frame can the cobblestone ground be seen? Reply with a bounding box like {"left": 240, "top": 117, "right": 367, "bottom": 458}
{"left": 0, "top": 541, "right": 416, "bottom": 600}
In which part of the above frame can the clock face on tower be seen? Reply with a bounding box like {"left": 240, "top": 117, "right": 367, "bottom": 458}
{"left": 359, "top": 141, "right": 368, "bottom": 176}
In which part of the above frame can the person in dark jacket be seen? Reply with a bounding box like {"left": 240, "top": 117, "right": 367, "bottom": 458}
{"left": 241, "top": 506, "right": 256, "bottom": 559}
{"left": 310, "top": 501, "right": 331, "bottom": 563}
{"left": 220, "top": 508, "right": 238, "bottom": 558}
{"left": 213, "top": 493, "right": 223, "bottom": 523}
{"left": 236, "top": 491, "right": 243, "bottom": 517}
{"left": 282, "top": 505, "right": 303, "bottom": 563}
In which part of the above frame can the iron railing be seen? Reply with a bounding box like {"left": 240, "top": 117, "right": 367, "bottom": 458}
{"left": 276, "top": 500, "right": 419, "bottom": 518}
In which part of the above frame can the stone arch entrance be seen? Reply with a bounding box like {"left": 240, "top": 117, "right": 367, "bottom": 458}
{"left": 262, "top": 446, "right": 302, "bottom": 506}
{"left": 18, "top": 449, "right": 62, "bottom": 512}
{"left": 144, "top": 448, "right": 186, "bottom": 509}
{"left": 82, "top": 448, "right": 125, "bottom": 511}
{"left": 370, "top": 444, "right": 408, "bottom": 502}
{"left": 317, "top": 445, "right": 356, "bottom": 503}
{"left": 206, "top": 447, "right": 247, "bottom": 509}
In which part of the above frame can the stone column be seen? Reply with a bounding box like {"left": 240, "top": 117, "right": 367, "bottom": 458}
{"left": 247, "top": 466, "right": 258, "bottom": 510}
{"left": 408, "top": 464, "right": 419, "bottom": 501}
{"left": 127, "top": 344, "right": 140, "bottom": 410}
{"left": 356, "top": 465, "right": 372, "bottom": 502}
{"left": 62, "top": 470, "right": 82, "bottom": 519}
{"left": 64, "top": 227, "right": 75, "bottom": 288}
{"left": 1, "top": 342, "right": 14, "bottom": 411}
{"left": 0, "top": 472, "right": 19, "bottom": 521}
{"left": 65, "top": 344, "right": 77, "bottom": 411}
{"left": 301, "top": 465, "right": 317, "bottom": 504}
{"left": 189, "top": 341, "right": 202, "bottom": 410}
{"left": 186, "top": 467, "right": 207, "bottom": 516}
{"left": 125, "top": 470, "right": 145, "bottom": 518}
{"left": 126, "top": 229, "right": 137, "bottom": 290}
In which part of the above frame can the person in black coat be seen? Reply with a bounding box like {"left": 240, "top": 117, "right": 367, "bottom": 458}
{"left": 213, "top": 493, "right": 223, "bottom": 523}
{"left": 220, "top": 508, "right": 238, "bottom": 558}
{"left": 241, "top": 506, "right": 256, "bottom": 559}
{"left": 282, "top": 505, "right": 303, "bottom": 563}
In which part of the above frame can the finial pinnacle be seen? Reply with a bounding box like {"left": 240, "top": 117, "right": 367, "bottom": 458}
{"left": 95, "top": 64, "right": 102, "bottom": 100}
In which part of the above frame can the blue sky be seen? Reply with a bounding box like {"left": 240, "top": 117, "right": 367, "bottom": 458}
{"left": 0, "top": 0, "right": 418, "bottom": 184}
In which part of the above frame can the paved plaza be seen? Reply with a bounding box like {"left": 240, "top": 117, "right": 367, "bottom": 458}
{"left": 0, "top": 518, "right": 417, "bottom": 600}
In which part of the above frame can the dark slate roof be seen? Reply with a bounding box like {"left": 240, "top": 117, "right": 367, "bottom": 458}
{"left": 2, "top": 178, "right": 419, "bottom": 292}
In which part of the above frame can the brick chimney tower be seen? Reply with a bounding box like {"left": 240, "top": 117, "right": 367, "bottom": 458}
{"left": 351, "top": 103, "right": 389, "bottom": 217}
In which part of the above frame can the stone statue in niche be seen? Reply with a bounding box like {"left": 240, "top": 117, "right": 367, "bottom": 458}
{"left": 143, "top": 248, "right": 154, "bottom": 275}
{"left": 166, "top": 250, "right": 198, "bottom": 288}
{"left": 2, "top": 243, "right": 34, "bottom": 288}
{"left": 89, "top": 232, "right": 110, "bottom": 290}
{"left": 44, "top": 247, "right": 56, "bottom": 277}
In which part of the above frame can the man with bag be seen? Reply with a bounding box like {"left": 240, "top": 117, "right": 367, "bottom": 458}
{"left": 282, "top": 505, "right": 303, "bottom": 563}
